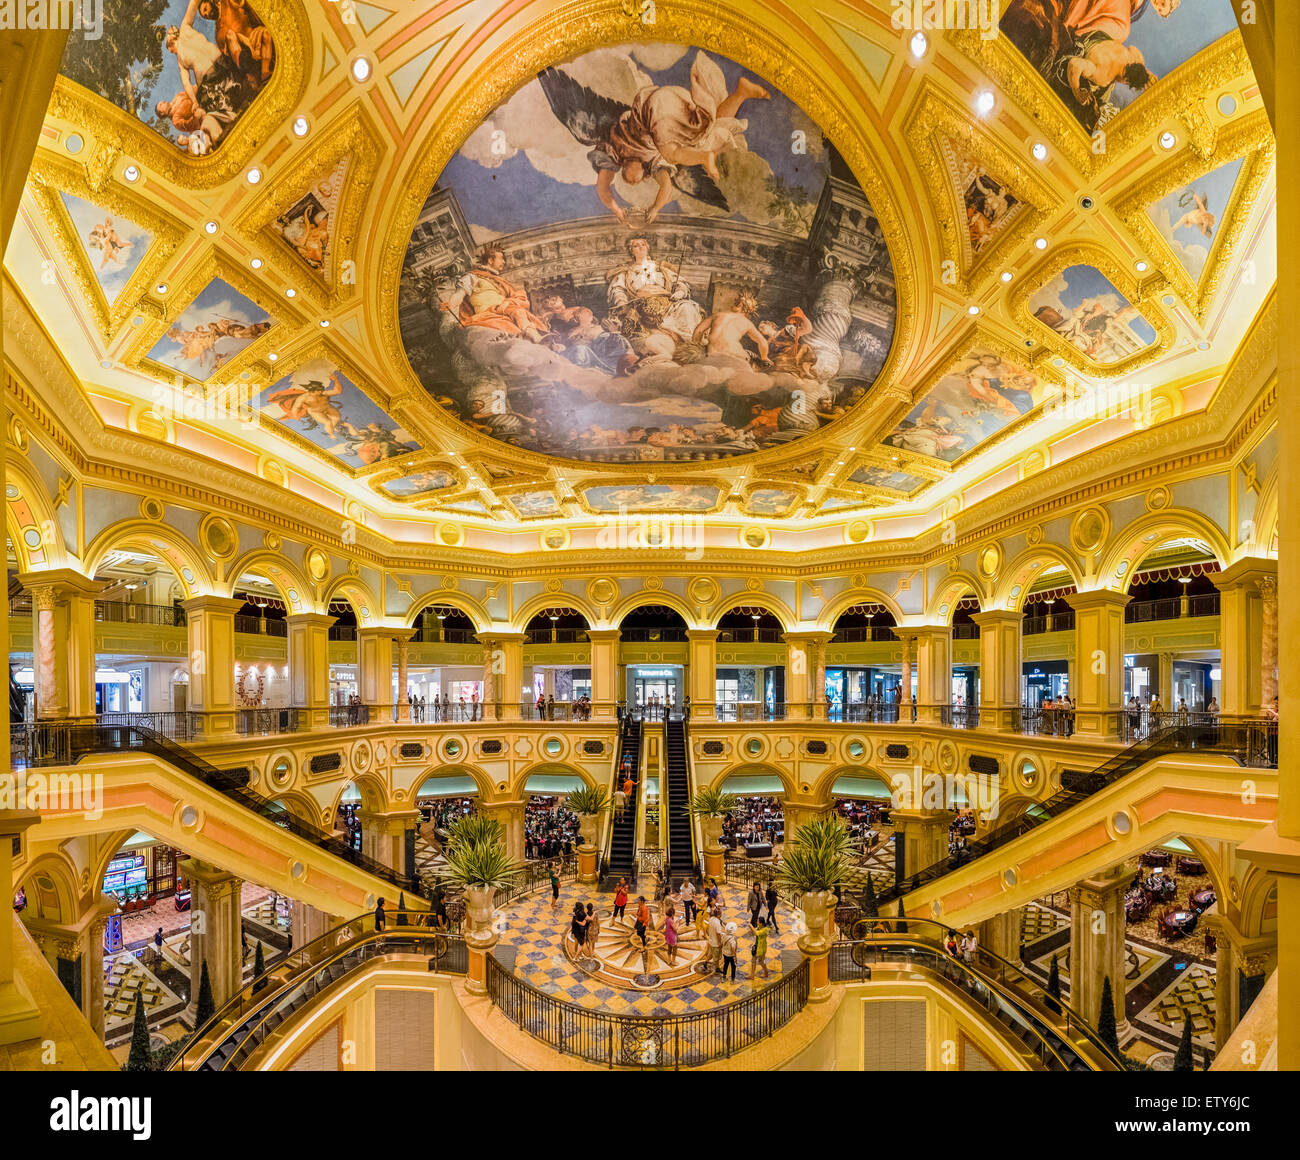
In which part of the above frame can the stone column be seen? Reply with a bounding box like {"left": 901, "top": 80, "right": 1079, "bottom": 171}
{"left": 685, "top": 629, "right": 719, "bottom": 721}
{"left": 181, "top": 860, "right": 244, "bottom": 1015}
{"left": 1157, "top": 651, "right": 1174, "bottom": 706}
{"left": 971, "top": 610, "right": 1022, "bottom": 731}
{"left": 182, "top": 595, "right": 246, "bottom": 735}
{"left": 19, "top": 570, "right": 105, "bottom": 722}
{"left": 289, "top": 902, "right": 339, "bottom": 951}
{"left": 25, "top": 895, "right": 117, "bottom": 1042}
{"left": 356, "top": 628, "right": 395, "bottom": 723}
{"left": 1259, "top": 576, "right": 1278, "bottom": 706}
{"left": 358, "top": 809, "right": 421, "bottom": 880}
{"left": 287, "top": 612, "right": 335, "bottom": 729}
{"left": 783, "top": 631, "right": 832, "bottom": 719}
{"left": 1212, "top": 559, "right": 1273, "bottom": 717}
{"left": 0, "top": 811, "right": 42, "bottom": 1045}
{"left": 909, "top": 626, "right": 952, "bottom": 724}
{"left": 480, "top": 801, "right": 526, "bottom": 865}
{"left": 586, "top": 629, "right": 621, "bottom": 719}
{"left": 1068, "top": 867, "right": 1129, "bottom": 1033}
{"left": 899, "top": 633, "right": 913, "bottom": 719}
{"left": 980, "top": 907, "right": 1023, "bottom": 964}
{"left": 891, "top": 809, "right": 950, "bottom": 884}
{"left": 1069, "top": 589, "right": 1130, "bottom": 740}
{"left": 395, "top": 635, "right": 411, "bottom": 722}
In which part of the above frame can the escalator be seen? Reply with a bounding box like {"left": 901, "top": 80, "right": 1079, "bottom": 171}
{"left": 605, "top": 719, "right": 640, "bottom": 883}
{"left": 12, "top": 720, "right": 425, "bottom": 899}
{"left": 879, "top": 717, "right": 1277, "bottom": 920}
{"left": 664, "top": 718, "right": 695, "bottom": 873}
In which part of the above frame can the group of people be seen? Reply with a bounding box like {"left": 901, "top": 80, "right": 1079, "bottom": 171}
{"left": 524, "top": 798, "right": 579, "bottom": 861}
{"left": 943, "top": 928, "right": 979, "bottom": 965}
{"left": 406, "top": 691, "right": 483, "bottom": 721}
{"left": 533, "top": 693, "right": 593, "bottom": 720}
{"left": 721, "top": 796, "right": 785, "bottom": 850}
{"left": 1036, "top": 695, "right": 1076, "bottom": 736}
{"left": 341, "top": 693, "right": 367, "bottom": 724}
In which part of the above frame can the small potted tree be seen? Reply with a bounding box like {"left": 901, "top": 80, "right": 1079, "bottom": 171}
{"left": 775, "top": 815, "right": 853, "bottom": 953}
{"left": 566, "top": 785, "right": 610, "bottom": 853}
{"left": 687, "top": 785, "right": 738, "bottom": 851}
{"left": 441, "top": 837, "right": 522, "bottom": 946}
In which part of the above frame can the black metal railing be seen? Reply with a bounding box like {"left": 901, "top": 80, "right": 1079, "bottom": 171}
{"left": 832, "top": 626, "right": 901, "bottom": 643}
{"left": 940, "top": 705, "right": 981, "bottom": 729}
{"left": 327, "top": 624, "right": 358, "bottom": 641}
{"left": 618, "top": 628, "right": 689, "bottom": 643}
{"left": 409, "top": 626, "right": 478, "bottom": 644}
{"left": 328, "top": 704, "right": 371, "bottom": 727}
{"left": 1124, "top": 593, "right": 1220, "bottom": 623}
{"left": 827, "top": 920, "right": 1125, "bottom": 1071}
{"left": 523, "top": 627, "right": 589, "bottom": 645}
{"left": 97, "top": 711, "right": 203, "bottom": 742}
{"left": 171, "top": 911, "right": 465, "bottom": 1071}
{"left": 236, "top": 707, "right": 303, "bottom": 735}
{"left": 9, "top": 720, "right": 425, "bottom": 896}
{"left": 880, "top": 717, "right": 1277, "bottom": 909}
{"left": 518, "top": 700, "right": 596, "bottom": 721}
{"left": 232, "top": 614, "right": 288, "bottom": 636}
{"left": 715, "top": 627, "right": 783, "bottom": 644}
{"left": 1022, "top": 612, "right": 1076, "bottom": 635}
{"left": 93, "top": 601, "right": 186, "bottom": 627}
{"left": 951, "top": 622, "right": 981, "bottom": 639}
{"left": 486, "top": 953, "right": 809, "bottom": 1068}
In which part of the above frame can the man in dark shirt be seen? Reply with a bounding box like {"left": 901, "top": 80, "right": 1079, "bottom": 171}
{"left": 374, "top": 897, "right": 387, "bottom": 932}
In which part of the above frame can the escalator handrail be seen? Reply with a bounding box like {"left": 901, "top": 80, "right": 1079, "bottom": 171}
{"left": 171, "top": 910, "right": 455, "bottom": 1070}
{"left": 882, "top": 721, "right": 1260, "bottom": 906}
{"left": 19, "top": 721, "right": 423, "bottom": 896}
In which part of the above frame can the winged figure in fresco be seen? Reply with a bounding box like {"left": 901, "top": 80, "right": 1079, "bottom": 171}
{"left": 537, "top": 50, "right": 769, "bottom": 225}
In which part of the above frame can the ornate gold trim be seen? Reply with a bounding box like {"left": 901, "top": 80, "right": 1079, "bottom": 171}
{"left": 1114, "top": 112, "right": 1274, "bottom": 325}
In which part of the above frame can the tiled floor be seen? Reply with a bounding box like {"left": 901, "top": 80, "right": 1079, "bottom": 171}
{"left": 497, "top": 878, "right": 802, "bottom": 1015}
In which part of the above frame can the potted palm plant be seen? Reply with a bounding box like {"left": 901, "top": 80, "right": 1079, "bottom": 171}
{"left": 441, "top": 837, "right": 522, "bottom": 946}
{"left": 566, "top": 785, "right": 610, "bottom": 851}
{"left": 445, "top": 812, "right": 505, "bottom": 851}
{"left": 687, "top": 785, "right": 737, "bottom": 850}
{"left": 775, "top": 815, "right": 854, "bottom": 952}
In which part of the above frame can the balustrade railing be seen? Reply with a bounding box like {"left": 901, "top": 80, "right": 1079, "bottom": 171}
{"left": 940, "top": 705, "right": 981, "bottom": 729}
{"left": 236, "top": 707, "right": 303, "bottom": 735}
{"left": 328, "top": 704, "right": 370, "bottom": 727}
{"left": 97, "top": 711, "right": 203, "bottom": 742}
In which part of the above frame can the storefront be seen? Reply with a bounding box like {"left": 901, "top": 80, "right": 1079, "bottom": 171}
{"left": 1022, "top": 661, "right": 1069, "bottom": 705}
{"left": 101, "top": 832, "right": 180, "bottom": 908}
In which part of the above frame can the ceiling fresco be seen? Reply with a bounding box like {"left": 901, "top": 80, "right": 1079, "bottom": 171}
{"left": 9, "top": 0, "right": 1274, "bottom": 541}
{"left": 397, "top": 43, "right": 896, "bottom": 463}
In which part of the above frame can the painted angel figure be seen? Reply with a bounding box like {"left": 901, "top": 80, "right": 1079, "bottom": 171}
{"left": 1173, "top": 189, "right": 1215, "bottom": 239}
{"left": 538, "top": 50, "right": 769, "bottom": 225}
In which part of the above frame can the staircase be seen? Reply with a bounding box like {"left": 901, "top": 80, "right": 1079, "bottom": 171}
{"left": 665, "top": 718, "right": 695, "bottom": 873}
{"left": 605, "top": 720, "right": 641, "bottom": 883}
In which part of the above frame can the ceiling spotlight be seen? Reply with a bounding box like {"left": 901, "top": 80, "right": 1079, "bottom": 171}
{"left": 1135, "top": 260, "right": 1149, "bottom": 272}
{"left": 99, "top": 359, "right": 112, "bottom": 369}
{"left": 292, "top": 115, "right": 310, "bottom": 137}
{"left": 155, "top": 282, "right": 169, "bottom": 294}
{"left": 975, "top": 89, "right": 995, "bottom": 116}
{"left": 247, "top": 167, "right": 262, "bottom": 184}
{"left": 319, "top": 319, "right": 330, "bottom": 327}
{"left": 123, "top": 164, "right": 140, "bottom": 183}
{"left": 204, "top": 220, "right": 219, "bottom": 235}
{"left": 268, "top": 352, "right": 279, "bottom": 362}
{"left": 65, "top": 134, "right": 83, "bottom": 154}
{"left": 1196, "top": 340, "right": 1211, "bottom": 351}
{"left": 131, "top": 315, "right": 143, "bottom": 327}
{"left": 250, "top": 257, "right": 263, "bottom": 269}
{"left": 910, "top": 31, "right": 927, "bottom": 58}
{"left": 351, "top": 56, "right": 372, "bottom": 83}
{"left": 1000, "top": 271, "right": 1013, "bottom": 283}
{"left": 1159, "top": 130, "right": 1176, "bottom": 150}
{"left": 1031, "top": 142, "right": 1048, "bottom": 162}
{"left": 968, "top": 304, "right": 980, "bottom": 315}
{"left": 285, "top": 287, "right": 296, "bottom": 298}
{"left": 1034, "top": 237, "right": 1048, "bottom": 250}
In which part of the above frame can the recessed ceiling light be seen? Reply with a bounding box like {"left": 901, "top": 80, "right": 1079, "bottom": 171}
{"left": 320, "top": 319, "right": 330, "bottom": 327}
{"left": 910, "top": 31, "right": 927, "bottom": 58}
{"left": 351, "top": 56, "right": 372, "bottom": 83}
{"left": 123, "top": 164, "right": 140, "bottom": 182}
{"left": 131, "top": 315, "right": 143, "bottom": 327}
{"left": 1053, "top": 357, "right": 1065, "bottom": 366}
{"left": 1197, "top": 340, "right": 1211, "bottom": 351}
{"left": 968, "top": 304, "right": 980, "bottom": 315}
{"left": 99, "top": 359, "right": 112, "bottom": 369}
{"left": 65, "top": 134, "right": 83, "bottom": 154}
{"left": 1031, "top": 142, "right": 1048, "bottom": 162}
{"left": 292, "top": 116, "right": 310, "bottom": 137}
{"left": 1000, "top": 271, "right": 1013, "bottom": 283}
{"left": 204, "top": 220, "right": 219, "bottom": 234}
{"left": 848, "top": 446, "right": 856, "bottom": 451}
{"left": 155, "top": 282, "right": 169, "bottom": 294}
{"left": 285, "top": 287, "right": 296, "bottom": 298}
{"left": 247, "top": 167, "right": 262, "bottom": 184}
{"left": 1135, "top": 260, "right": 1149, "bottom": 272}
{"left": 1159, "top": 130, "right": 1176, "bottom": 150}
{"left": 250, "top": 257, "right": 263, "bottom": 269}
{"left": 1217, "top": 94, "right": 1237, "bottom": 117}
{"left": 1034, "top": 237, "right": 1048, "bottom": 250}
{"left": 975, "top": 90, "right": 995, "bottom": 116}
{"left": 268, "top": 352, "right": 279, "bottom": 362}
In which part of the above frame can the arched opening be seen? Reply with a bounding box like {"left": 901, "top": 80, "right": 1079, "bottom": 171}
{"left": 407, "top": 605, "right": 481, "bottom": 720}
{"left": 522, "top": 771, "right": 585, "bottom": 861}
{"left": 830, "top": 772, "right": 897, "bottom": 874}
{"left": 325, "top": 594, "right": 361, "bottom": 712}
{"left": 827, "top": 603, "right": 900, "bottom": 720}
{"left": 949, "top": 592, "right": 982, "bottom": 711}
{"left": 411, "top": 772, "right": 481, "bottom": 877}
{"left": 1020, "top": 569, "right": 1075, "bottom": 709}
{"left": 714, "top": 608, "right": 785, "bottom": 721}
{"left": 619, "top": 604, "right": 689, "bottom": 715}
{"left": 523, "top": 606, "right": 593, "bottom": 719}
{"left": 229, "top": 570, "right": 294, "bottom": 715}
{"left": 717, "top": 770, "right": 789, "bottom": 858}
{"left": 1121, "top": 539, "right": 1222, "bottom": 714}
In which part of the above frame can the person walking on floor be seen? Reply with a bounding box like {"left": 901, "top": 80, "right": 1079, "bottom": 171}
{"left": 663, "top": 904, "right": 679, "bottom": 965}
{"left": 765, "top": 881, "right": 780, "bottom": 933}
{"left": 747, "top": 882, "right": 762, "bottom": 927}
{"left": 634, "top": 895, "right": 651, "bottom": 948}
{"left": 679, "top": 877, "right": 696, "bottom": 925}
{"left": 706, "top": 906, "right": 725, "bottom": 971}
{"left": 720, "top": 922, "right": 739, "bottom": 981}
{"left": 748, "top": 915, "right": 770, "bottom": 980}
{"left": 550, "top": 862, "right": 561, "bottom": 910}
{"left": 612, "top": 878, "right": 629, "bottom": 923}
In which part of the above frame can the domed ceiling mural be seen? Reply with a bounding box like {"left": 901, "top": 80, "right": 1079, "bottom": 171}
{"left": 397, "top": 43, "right": 896, "bottom": 463}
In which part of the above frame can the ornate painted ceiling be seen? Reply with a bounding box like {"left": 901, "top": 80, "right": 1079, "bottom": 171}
{"left": 4, "top": 0, "right": 1275, "bottom": 551}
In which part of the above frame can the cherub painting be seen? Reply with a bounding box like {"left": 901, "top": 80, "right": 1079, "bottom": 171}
{"left": 1147, "top": 156, "right": 1244, "bottom": 283}
{"left": 59, "top": 193, "right": 153, "bottom": 303}
{"left": 147, "top": 277, "right": 274, "bottom": 381}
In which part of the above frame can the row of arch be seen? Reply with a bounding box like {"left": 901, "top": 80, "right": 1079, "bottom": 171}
{"left": 8, "top": 467, "right": 1270, "bottom": 637}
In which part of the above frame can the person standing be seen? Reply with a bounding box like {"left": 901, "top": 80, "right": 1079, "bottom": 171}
{"left": 536, "top": 693, "right": 545, "bottom": 720}
{"left": 612, "top": 878, "right": 629, "bottom": 923}
{"left": 634, "top": 895, "right": 651, "bottom": 948}
{"left": 570, "top": 901, "right": 590, "bottom": 953}
{"left": 748, "top": 915, "right": 770, "bottom": 980}
{"left": 747, "top": 881, "right": 762, "bottom": 927}
{"left": 961, "top": 928, "right": 978, "bottom": 965}
{"left": 614, "top": 785, "right": 627, "bottom": 821}
{"left": 706, "top": 906, "right": 724, "bottom": 971}
{"left": 720, "top": 922, "right": 739, "bottom": 981}
{"left": 547, "top": 693, "right": 555, "bottom": 720}
{"left": 679, "top": 877, "right": 696, "bottom": 926}
{"left": 584, "top": 903, "right": 600, "bottom": 957}
{"left": 374, "top": 897, "right": 387, "bottom": 932}
{"left": 663, "top": 904, "right": 679, "bottom": 965}
{"left": 550, "top": 862, "right": 561, "bottom": 910}
{"left": 764, "top": 881, "right": 779, "bottom": 933}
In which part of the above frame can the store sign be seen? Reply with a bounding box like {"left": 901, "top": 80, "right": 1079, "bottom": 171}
{"left": 636, "top": 668, "right": 677, "bottom": 677}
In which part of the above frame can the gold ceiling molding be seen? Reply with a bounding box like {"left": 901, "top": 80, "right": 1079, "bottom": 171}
{"left": 43, "top": 0, "right": 311, "bottom": 192}
{"left": 950, "top": 29, "right": 1253, "bottom": 181}
{"left": 902, "top": 81, "right": 1061, "bottom": 296}
{"left": 1114, "top": 111, "right": 1275, "bottom": 325}
{"left": 26, "top": 154, "right": 183, "bottom": 341}
{"left": 370, "top": 0, "right": 919, "bottom": 476}
{"left": 1008, "top": 243, "right": 1174, "bottom": 380}
{"left": 122, "top": 250, "right": 308, "bottom": 388}
{"left": 233, "top": 102, "right": 385, "bottom": 309}
{"left": 573, "top": 480, "right": 727, "bottom": 517}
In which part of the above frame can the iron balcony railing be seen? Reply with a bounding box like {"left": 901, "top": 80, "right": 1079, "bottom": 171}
{"left": 486, "top": 952, "right": 809, "bottom": 1069}
{"left": 1021, "top": 612, "right": 1076, "bottom": 635}
{"left": 236, "top": 707, "right": 303, "bottom": 735}
{"left": 232, "top": 614, "right": 288, "bottom": 636}
{"left": 96, "top": 711, "right": 203, "bottom": 742}
{"left": 409, "top": 626, "right": 478, "bottom": 644}
{"left": 171, "top": 911, "right": 466, "bottom": 1071}
{"left": 940, "top": 705, "right": 981, "bottom": 729}
{"left": 329, "top": 704, "right": 371, "bottom": 727}
{"left": 523, "top": 627, "right": 589, "bottom": 645}
{"left": 1124, "top": 593, "right": 1220, "bottom": 623}
{"left": 831, "top": 626, "right": 901, "bottom": 643}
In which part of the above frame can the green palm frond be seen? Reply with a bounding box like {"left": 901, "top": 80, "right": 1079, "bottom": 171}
{"left": 789, "top": 815, "right": 855, "bottom": 860}
{"left": 567, "top": 785, "right": 610, "bottom": 815}
{"left": 446, "top": 813, "right": 505, "bottom": 850}
{"left": 687, "top": 786, "right": 738, "bottom": 818}
{"left": 774, "top": 842, "right": 852, "bottom": 897}
{"left": 441, "top": 837, "right": 523, "bottom": 890}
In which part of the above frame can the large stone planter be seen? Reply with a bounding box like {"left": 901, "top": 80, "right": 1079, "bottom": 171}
{"left": 797, "top": 889, "right": 837, "bottom": 954}
{"left": 462, "top": 885, "right": 497, "bottom": 948}
{"left": 577, "top": 813, "right": 599, "bottom": 851}
{"left": 701, "top": 815, "right": 724, "bottom": 851}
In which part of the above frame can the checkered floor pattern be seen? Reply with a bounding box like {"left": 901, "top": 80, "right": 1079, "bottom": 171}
{"left": 1137, "top": 963, "right": 1216, "bottom": 1051}
{"left": 497, "top": 880, "right": 802, "bottom": 1014}
{"left": 103, "top": 951, "right": 186, "bottom": 1038}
